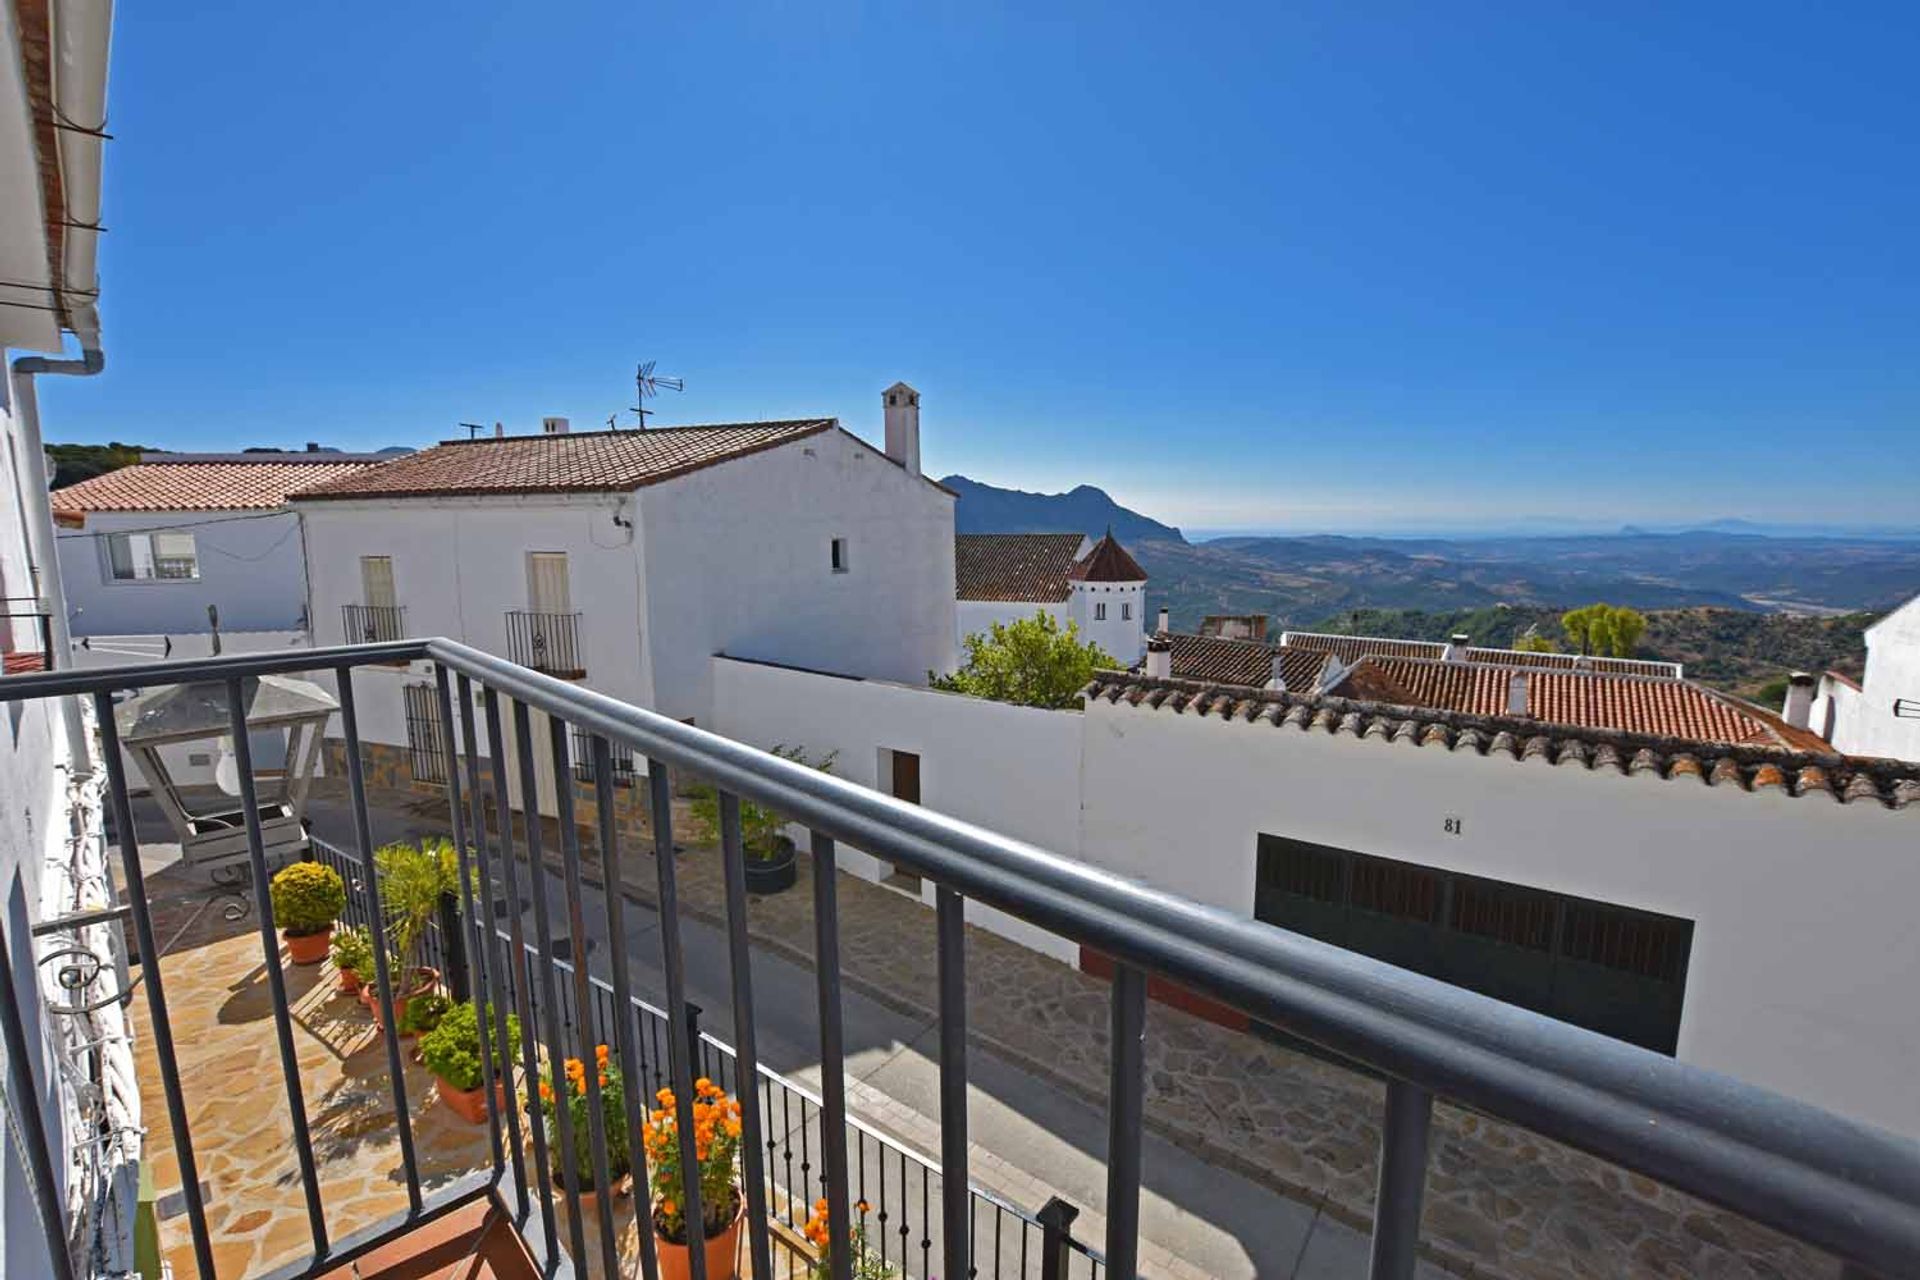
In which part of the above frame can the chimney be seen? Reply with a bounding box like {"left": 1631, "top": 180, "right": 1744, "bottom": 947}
{"left": 1266, "top": 650, "right": 1288, "bottom": 693}
{"left": 493, "top": 421, "right": 505, "bottom": 438}
{"left": 883, "top": 381, "right": 921, "bottom": 476}
{"left": 542, "top": 416, "right": 571, "bottom": 435}
{"left": 305, "top": 441, "right": 320, "bottom": 452}
{"left": 1155, "top": 607, "right": 1170, "bottom": 634}
{"left": 1144, "top": 634, "right": 1172, "bottom": 680}
{"left": 1444, "top": 633, "right": 1470, "bottom": 663}
{"left": 1783, "top": 671, "right": 1816, "bottom": 730}
{"left": 1507, "top": 671, "right": 1528, "bottom": 716}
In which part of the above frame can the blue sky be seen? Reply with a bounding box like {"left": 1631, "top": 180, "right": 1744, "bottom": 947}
{"left": 38, "top": 2, "right": 1920, "bottom": 533}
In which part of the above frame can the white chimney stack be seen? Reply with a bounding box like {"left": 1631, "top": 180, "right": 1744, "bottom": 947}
{"left": 1266, "top": 651, "right": 1288, "bottom": 693}
{"left": 1156, "top": 607, "right": 1170, "bottom": 634}
{"left": 542, "top": 416, "right": 571, "bottom": 435}
{"left": 1444, "top": 633, "right": 1470, "bottom": 663}
{"left": 1507, "top": 671, "right": 1528, "bottom": 716}
{"left": 1145, "top": 634, "right": 1172, "bottom": 680}
{"left": 1783, "top": 671, "right": 1816, "bottom": 730}
{"left": 883, "top": 381, "right": 921, "bottom": 476}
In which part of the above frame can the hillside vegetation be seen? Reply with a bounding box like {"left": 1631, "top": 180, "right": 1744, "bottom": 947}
{"left": 1312, "top": 606, "right": 1870, "bottom": 700}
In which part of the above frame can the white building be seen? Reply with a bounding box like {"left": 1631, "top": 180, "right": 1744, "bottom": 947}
{"left": 714, "top": 635, "right": 1920, "bottom": 1141}
{"left": 1, "top": 1, "right": 138, "bottom": 1273}
{"left": 954, "top": 529, "right": 1148, "bottom": 663}
{"left": 51, "top": 451, "right": 384, "bottom": 642}
{"left": 292, "top": 395, "right": 956, "bottom": 805}
{"left": 1801, "top": 594, "right": 1920, "bottom": 762}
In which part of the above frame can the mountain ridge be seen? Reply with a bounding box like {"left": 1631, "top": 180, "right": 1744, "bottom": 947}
{"left": 940, "top": 475, "right": 1186, "bottom": 545}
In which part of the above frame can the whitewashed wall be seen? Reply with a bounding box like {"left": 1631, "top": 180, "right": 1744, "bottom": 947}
{"left": 1069, "top": 580, "right": 1146, "bottom": 665}
{"left": 1825, "top": 598, "right": 1920, "bottom": 762}
{"left": 1078, "top": 696, "right": 1920, "bottom": 1140}
{"left": 955, "top": 599, "right": 1065, "bottom": 649}
{"left": 643, "top": 430, "right": 956, "bottom": 724}
{"left": 56, "top": 508, "right": 311, "bottom": 636}
{"left": 710, "top": 656, "right": 1083, "bottom": 962}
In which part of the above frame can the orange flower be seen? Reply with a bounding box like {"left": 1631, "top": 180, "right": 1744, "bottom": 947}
{"left": 661, "top": 1198, "right": 676, "bottom": 1218}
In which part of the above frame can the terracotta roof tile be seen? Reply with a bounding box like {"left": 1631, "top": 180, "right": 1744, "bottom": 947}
{"left": 1068, "top": 531, "right": 1147, "bottom": 583}
{"left": 290, "top": 421, "right": 834, "bottom": 501}
{"left": 1334, "top": 656, "right": 1514, "bottom": 716}
{"left": 50, "top": 459, "right": 374, "bottom": 514}
{"left": 1281, "top": 631, "right": 1450, "bottom": 663}
{"left": 1082, "top": 673, "right": 1920, "bottom": 810}
{"left": 954, "top": 534, "right": 1085, "bottom": 602}
{"left": 1165, "top": 635, "right": 1333, "bottom": 691}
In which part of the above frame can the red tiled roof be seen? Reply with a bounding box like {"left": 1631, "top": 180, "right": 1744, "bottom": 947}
{"left": 1069, "top": 531, "right": 1147, "bottom": 583}
{"left": 290, "top": 421, "right": 834, "bottom": 501}
{"left": 1167, "top": 635, "right": 1331, "bottom": 690}
{"left": 1084, "top": 673, "right": 1920, "bottom": 810}
{"left": 955, "top": 534, "right": 1085, "bottom": 602}
{"left": 2, "top": 651, "right": 47, "bottom": 675}
{"left": 1337, "top": 656, "right": 1515, "bottom": 717}
{"left": 1824, "top": 669, "right": 1863, "bottom": 692}
{"left": 50, "top": 459, "right": 374, "bottom": 515}
{"left": 1282, "top": 632, "right": 1450, "bottom": 663}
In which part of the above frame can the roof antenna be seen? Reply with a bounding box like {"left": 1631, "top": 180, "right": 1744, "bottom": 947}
{"left": 459, "top": 422, "right": 485, "bottom": 440}
{"left": 633, "top": 360, "right": 684, "bottom": 428}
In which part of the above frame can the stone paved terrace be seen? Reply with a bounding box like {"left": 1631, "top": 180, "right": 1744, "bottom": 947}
{"left": 127, "top": 859, "right": 813, "bottom": 1280}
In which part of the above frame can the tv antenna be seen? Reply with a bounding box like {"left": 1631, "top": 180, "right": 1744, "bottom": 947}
{"left": 458, "top": 422, "right": 486, "bottom": 440}
{"left": 633, "top": 361, "right": 684, "bottom": 428}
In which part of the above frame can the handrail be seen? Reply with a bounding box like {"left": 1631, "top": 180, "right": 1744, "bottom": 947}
{"left": 6, "top": 638, "right": 1919, "bottom": 1274}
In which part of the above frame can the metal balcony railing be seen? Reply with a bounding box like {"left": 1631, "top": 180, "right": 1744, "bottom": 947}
{"left": 0, "top": 595, "right": 55, "bottom": 674}
{"left": 505, "top": 609, "right": 584, "bottom": 678}
{"left": 2, "top": 640, "right": 1918, "bottom": 1280}
{"left": 341, "top": 602, "right": 407, "bottom": 645}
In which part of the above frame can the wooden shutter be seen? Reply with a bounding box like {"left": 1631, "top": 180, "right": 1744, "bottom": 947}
{"left": 527, "top": 552, "right": 572, "bottom": 614}
{"left": 360, "top": 556, "right": 397, "bottom": 607}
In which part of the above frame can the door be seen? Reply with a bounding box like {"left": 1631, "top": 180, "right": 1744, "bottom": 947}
{"left": 499, "top": 698, "right": 561, "bottom": 819}
{"left": 527, "top": 553, "right": 572, "bottom": 614}
{"left": 361, "top": 556, "right": 397, "bottom": 607}
{"left": 879, "top": 749, "right": 923, "bottom": 894}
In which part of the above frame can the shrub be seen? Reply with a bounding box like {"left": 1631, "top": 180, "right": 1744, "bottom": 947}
{"left": 932, "top": 613, "right": 1115, "bottom": 709}
{"left": 397, "top": 990, "right": 450, "bottom": 1035}
{"left": 329, "top": 924, "right": 374, "bottom": 974}
{"left": 534, "top": 1045, "right": 631, "bottom": 1189}
{"left": 419, "top": 1000, "right": 521, "bottom": 1091}
{"left": 375, "top": 839, "right": 459, "bottom": 974}
{"left": 687, "top": 746, "right": 835, "bottom": 860}
{"left": 270, "top": 862, "right": 346, "bottom": 936}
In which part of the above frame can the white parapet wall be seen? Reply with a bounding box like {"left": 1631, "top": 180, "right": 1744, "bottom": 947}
{"left": 710, "top": 655, "right": 1086, "bottom": 964}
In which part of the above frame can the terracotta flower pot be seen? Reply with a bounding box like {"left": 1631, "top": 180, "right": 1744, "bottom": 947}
{"left": 573, "top": 1171, "right": 635, "bottom": 1218}
{"left": 366, "top": 967, "right": 440, "bottom": 1032}
{"left": 435, "top": 1076, "right": 507, "bottom": 1125}
{"left": 336, "top": 968, "right": 363, "bottom": 997}
{"left": 654, "top": 1187, "right": 743, "bottom": 1280}
{"left": 283, "top": 925, "right": 333, "bottom": 966}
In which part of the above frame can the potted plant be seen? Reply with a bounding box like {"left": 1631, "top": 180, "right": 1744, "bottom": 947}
{"left": 531, "top": 1045, "right": 632, "bottom": 1212}
{"left": 369, "top": 839, "right": 459, "bottom": 1029}
{"left": 329, "top": 925, "right": 374, "bottom": 995}
{"left": 689, "top": 746, "right": 835, "bottom": 896}
{"left": 804, "top": 1199, "right": 896, "bottom": 1280}
{"left": 396, "top": 990, "right": 449, "bottom": 1039}
{"left": 419, "top": 1000, "right": 520, "bottom": 1122}
{"left": 269, "top": 861, "right": 346, "bottom": 965}
{"left": 643, "top": 1076, "right": 745, "bottom": 1280}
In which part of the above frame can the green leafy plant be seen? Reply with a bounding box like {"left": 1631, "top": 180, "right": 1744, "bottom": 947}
{"left": 932, "top": 613, "right": 1116, "bottom": 709}
{"left": 687, "top": 746, "right": 835, "bottom": 861}
{"left": 1562, "top": 603, "right": 1649, "bottom": 658}
{"left": 269, "top": 862, "right": 346, "bottom": 936}
{"left": 375, "top": 839, "right": 459, "bottom": 975}
{"left": 329, "top": 924, "right": 375, "bottom": 974}
{"left": 418, "top": 1000, "right": 521, "bottom": 1091}
{"left": 534, "top": 1045, "right": 632, "bottom": 1190}
{"left": 396, "top": 990, "right": 450, "bottom": 1035}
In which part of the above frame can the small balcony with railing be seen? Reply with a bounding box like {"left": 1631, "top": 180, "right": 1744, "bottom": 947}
{"left": 506, "top": 609, "right": 586, "bottom": 679}
{"left": 1, "top": 593, "right": 55, "bottom": 673}
{"left": 342, "top": 602, "right": 409, "bottom": 646}
{"left": 2, "top": 641, "right": 1918, "bottom": 1280}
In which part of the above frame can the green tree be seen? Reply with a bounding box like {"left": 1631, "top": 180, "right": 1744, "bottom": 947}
{"left": 931, "top": 613, "right": 1116, "bottom": 709}
{"left": 1513, "top": 626, "right": 1558, "bottom": 654}
{"left": 1561, "top": 603, "right": 1647, "bottom": 658}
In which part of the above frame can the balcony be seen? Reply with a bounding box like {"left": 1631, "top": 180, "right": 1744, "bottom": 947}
{"left": 342, "top": 603, "right": 408, "bottom": 645}
{"left": 4, "top": 641, "right": 1919, "bottom": 1280}
{"left": 506, "top": 609, "right": 585, "bottom": 679}
{"left": 1, "top": 594, "right": 54, "bottom": 673}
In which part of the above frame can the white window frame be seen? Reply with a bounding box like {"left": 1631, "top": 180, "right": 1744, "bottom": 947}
{"left": 1095, "top": 602, "right": 1107, "bottom": 621}
{"left": 104, "top": 529, "right": 200, "bottom": 583}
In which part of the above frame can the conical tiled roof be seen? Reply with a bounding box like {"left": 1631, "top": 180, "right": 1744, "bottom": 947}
{"left": 1069, "top": 530, "right": 1147, "bottom": 583}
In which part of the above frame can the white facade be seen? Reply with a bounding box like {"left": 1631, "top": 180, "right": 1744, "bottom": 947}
{"left": 713, "top": 652, "right": 1920, "bottom": 1141}
{"left": 56, "top": 507, "right": 313, "bottom": 637}
{"left": 1071, "top": 577, "right": 1146, "bottom": 665}
{"left": 298, "top": 425, "right": 956, "bottom": 746}
{"left": 1807, "top": 596, "right": 1920, "bottom": 762}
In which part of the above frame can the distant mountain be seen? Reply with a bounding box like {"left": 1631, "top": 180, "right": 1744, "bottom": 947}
{"left": 941, "top": 475, "right": 1185, "bottom": 545}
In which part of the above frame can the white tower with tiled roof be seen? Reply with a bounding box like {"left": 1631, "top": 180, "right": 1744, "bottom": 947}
{"left": 1068, "top": 529, "right": 1148, "bottom": 664}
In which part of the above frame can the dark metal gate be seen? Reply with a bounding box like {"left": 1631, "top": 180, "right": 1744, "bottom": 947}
{"left": 403, "top": 682, "right": 448, "bottom": 783}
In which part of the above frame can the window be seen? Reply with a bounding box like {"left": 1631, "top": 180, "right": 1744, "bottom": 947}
{"left": 831, "top": 537, "right": 849, "bottom": 573}
{"left": 107, "top": 530, "right": 199, "bottom": 581}
{"left": 1122, "top": 602, "right": 1132, "bottom": 621}
{"left": 360, "top": 555, "right": 397, "bottom": 607}
{"left": 1095, "top": 602, "right": 1107, "bottom": 620}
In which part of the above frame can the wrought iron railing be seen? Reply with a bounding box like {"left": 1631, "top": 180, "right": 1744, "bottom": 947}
{"left": 505, "top": 609, "right": 584, "bottom": 678}
{"left": 2, "top": 640, "right": 1917, "bottom": 1280}
{"left": 1, "top": 595, "right": 55, "bottom": 674}
{"left": 341, "top": 603, "right": 407, "bottom": 645}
